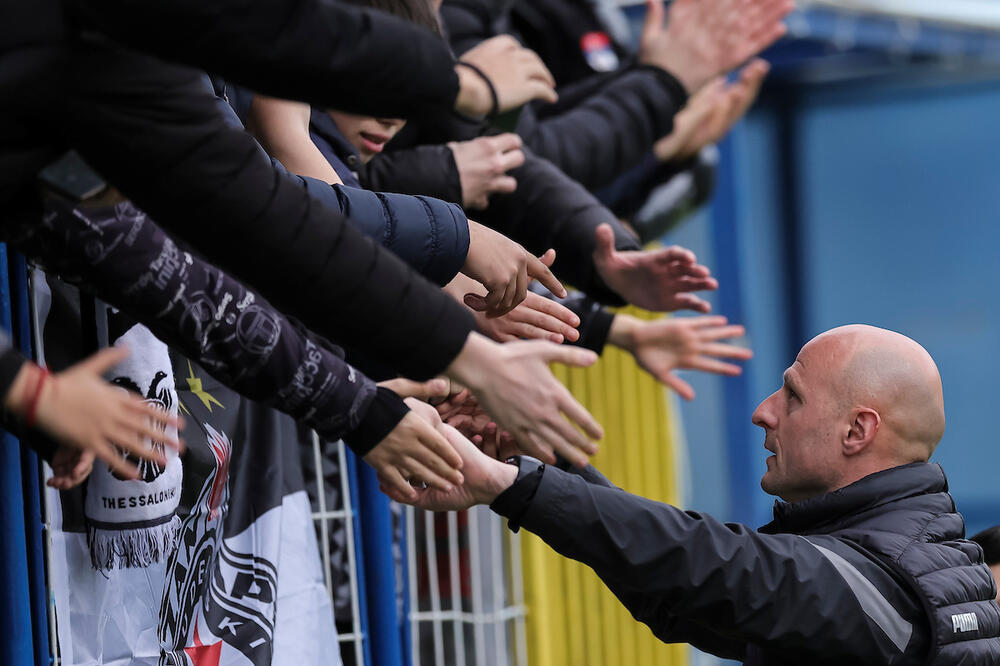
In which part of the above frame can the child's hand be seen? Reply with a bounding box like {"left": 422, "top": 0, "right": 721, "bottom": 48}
{"left": 462, "top": 221, "right": 566, "bottom": 317}
{"left": 11, "top": 347, "right": 184, "bottom": 481}
{"left": 609, "top": 314, "right": 753, "bottom": 400}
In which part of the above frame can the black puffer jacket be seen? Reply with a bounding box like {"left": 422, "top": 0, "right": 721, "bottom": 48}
{"left": 493, "top": 461, "right": 1000, "bottom": 664}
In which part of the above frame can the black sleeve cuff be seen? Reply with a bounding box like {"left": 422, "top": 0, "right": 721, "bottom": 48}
{"left": 342, "top": 387, "right": 410, "bottom": 456}
{"left": 576, "top": 308, "right": 615, "bottom": 355}
{"left": 490, "top": 463, "right": 545, "bottom": 532}
{"left": 630, "top": 63, "right": 689, "bottom": 107}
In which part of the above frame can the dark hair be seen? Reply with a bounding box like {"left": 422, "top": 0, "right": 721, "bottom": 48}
{"left": 346, "top": 0, "right": 442, "bottom": 36}
{"left": 970, "top": 526, "right": 1000, "bottom": 566}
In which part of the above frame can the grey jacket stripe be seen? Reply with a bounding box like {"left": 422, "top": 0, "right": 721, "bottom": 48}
{"left": 807, "top": 540, "right": 913, "bottom": 652}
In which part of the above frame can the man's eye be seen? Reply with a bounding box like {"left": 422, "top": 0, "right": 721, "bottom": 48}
{"left": 785, "top": 386, "right": 797, "bottom": 401}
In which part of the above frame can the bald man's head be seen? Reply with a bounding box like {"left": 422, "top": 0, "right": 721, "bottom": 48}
{"left": 815, "top": 325, "right": 945, "bottom": 460}
{"left": 752, "top": 325, "right": 945, "bottom": 502}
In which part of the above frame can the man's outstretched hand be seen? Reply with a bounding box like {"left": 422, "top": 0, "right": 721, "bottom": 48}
{"left": 378, "top": 399, "right": 516, "bottom": 511}
{"left": 593, "top": 224, "right": 717, "bottom": 312}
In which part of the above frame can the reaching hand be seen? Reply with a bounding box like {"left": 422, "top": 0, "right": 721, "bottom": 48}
{"left": 436, "top": 390, "right": 520, "bottom": 460}
{"left": 639, "top": 0, "right": 792, "bottom": 94}
{"left": 449, "top": 134, "right": 525, "bottom": 210}
{"left": 446, "top": 334, "right": 602, "bottom": 467}
{"left": 593, "top": 224, "right": 717, "bottom": 312}
{"left": 47, "top": 446, "right": 95, "bottom": 490}
{"left": 465, "top": 289, "right": 580, "bottom": 343}
{"left": 362, "top": 402, "right": 465, "bottom": 501}
{"left": 655, "top": 59, "right": 770, "bottom": 163}
{"left": 609, "top": 314, "right": 753, "bottom": 399}
{"left": 377, "top": 377, "right": 451, "bottom": 402}
{"left": 4, "top": 347, "right": 183, "bottom": 481}
{"left": 463, "top": 221, "right": 567, "bottom": 317}
{"left": 454, "top": 36, "right": 558, "bottom": 117}
{"left": 378, "top": 409, "right": 517, "bottom": 511}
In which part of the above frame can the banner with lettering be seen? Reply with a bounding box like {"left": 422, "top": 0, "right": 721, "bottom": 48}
{"left": 40, "top": 275, "right": 341, "bottom": 666}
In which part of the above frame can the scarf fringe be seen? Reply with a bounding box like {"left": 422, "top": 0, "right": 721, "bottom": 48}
{"left": 88, "top": 515, "right": 182, "bottom": 571}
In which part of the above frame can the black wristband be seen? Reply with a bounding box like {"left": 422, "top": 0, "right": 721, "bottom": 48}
{"left": 342, "top": 387, "right": 410, "bottom": 456}
{"left": 490, "top": 456, "right": 545, "bottom": 532}
{"left": 455, "top": 61, "right": 500, "bottom": 119}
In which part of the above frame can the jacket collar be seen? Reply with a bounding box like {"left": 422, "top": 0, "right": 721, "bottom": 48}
{"left": 309, "top": 110, "right": 364, "bottom": 175}
{"left": 759, "top": 462, "right": 949, "bottom": 535}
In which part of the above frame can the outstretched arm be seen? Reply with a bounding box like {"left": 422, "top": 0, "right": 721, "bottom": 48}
{"left": 69, "top": 0, "right": 553, "bottom": 119}
{"left": 394, "top": 422, "right": 927, "bottom": 664}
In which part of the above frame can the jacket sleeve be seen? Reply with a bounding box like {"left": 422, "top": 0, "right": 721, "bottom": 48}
{"left": 493, "top": 465, "right": 928, "bottom": 664}
{"left": 365, "top": 145, "right": 465, "bottom": 206}
{"left": 216, "top": 83, "right": 469, "bottom": 287}
{"left": 477, "top": 148, "right": 640, "bottom": 304}
{"left": 14, "top": 198, "right": 406, "bottom": 454}
{"left": 599, "top": 148, "right": 718, "bottom": 244}
{"left": 322, "top": 184, "right": 469, "bottom": 287}
{"left": 68, "top": 0, "right": 461, "bottom": 119}
{"left": 528, "top": 286, "right": 614, "bottom": 354}
{"left": 55, "top": 42, "right": 475, "bottom": 381}
{"left": 514, "top": 66, "right": 687, "bottom": 191}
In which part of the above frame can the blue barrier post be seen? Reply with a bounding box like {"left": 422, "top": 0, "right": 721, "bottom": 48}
{"left": 710, "top": 137, "right": 758, "bottom": 527}
{"left": 356, "top": 462, "right": 404, "bottom": 666}
{"left": 12, "top": 252, "right": 51, "bottom": 665}
{"left": 0, "top": 244, "right": 36, "bottom": 665}
{"left": 345, "top": 449, "right": 375, "bottom": 666}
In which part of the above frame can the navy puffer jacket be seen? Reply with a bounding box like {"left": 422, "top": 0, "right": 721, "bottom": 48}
{"left": 308, "top": 111, "right": 470, "bottom": 286}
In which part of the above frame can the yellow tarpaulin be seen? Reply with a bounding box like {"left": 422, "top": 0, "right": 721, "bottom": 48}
{"left": 520, "top": 308, "right": 688, "bottom": 666}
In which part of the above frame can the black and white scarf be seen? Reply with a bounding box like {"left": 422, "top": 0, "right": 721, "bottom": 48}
{"left": 84, "top": 324, "right": 183, "bottom": 570}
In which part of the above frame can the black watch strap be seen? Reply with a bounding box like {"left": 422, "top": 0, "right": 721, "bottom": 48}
{"left": 491, "top": 456, "right": 545, "bottom": 532}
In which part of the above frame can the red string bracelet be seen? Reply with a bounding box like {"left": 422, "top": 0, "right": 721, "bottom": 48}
{"left": 25, "top": 366, "right": 49, "bottom": 427}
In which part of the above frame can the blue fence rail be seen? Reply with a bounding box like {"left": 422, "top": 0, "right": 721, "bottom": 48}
{"left": 0, "top": 246, "right": 50, "bottom": 666}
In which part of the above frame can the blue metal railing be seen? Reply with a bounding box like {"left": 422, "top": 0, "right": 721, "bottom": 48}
{"left": 0, "top": 245, "right": 50, "bottom": 665}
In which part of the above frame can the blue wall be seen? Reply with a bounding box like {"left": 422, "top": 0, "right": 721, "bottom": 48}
{"left": 675, "top": 68, "right": 1000, "bottom": 535}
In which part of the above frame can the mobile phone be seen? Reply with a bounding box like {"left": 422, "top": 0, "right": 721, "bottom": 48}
{"left": 38, "top": 151, "right": 107, "bottom": 201}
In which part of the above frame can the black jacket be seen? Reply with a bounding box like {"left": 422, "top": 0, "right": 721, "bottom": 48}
{"left": 0, "top": 33, "right": 475, "bottom": 381}
{"left": 370, "top": 142, "right": 639, "bottom": 305}
{"left": 509, "top": 0, "right": 631, "bottom": 87}
{"left": 440, "top": 0, "right": 688, "bottom": 192}
{"left": 492, "top": 461, "right": 1000, "bottom": 664}
{"left": 13, "top": 198, "right": 405, "bottom": 455}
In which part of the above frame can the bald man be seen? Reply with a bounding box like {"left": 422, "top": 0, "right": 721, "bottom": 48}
{"left": 388, "top": 325, "right": 1000, "bottom": 665}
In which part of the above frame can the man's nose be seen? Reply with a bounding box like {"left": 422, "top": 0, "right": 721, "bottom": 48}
{"left": 751, "top": 391, "right": 778, "bottom": 429}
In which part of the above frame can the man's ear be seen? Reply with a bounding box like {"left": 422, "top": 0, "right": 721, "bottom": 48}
{"left": 844, "top": 408, "right": 880, "bottom": 456}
